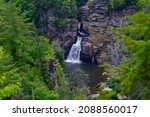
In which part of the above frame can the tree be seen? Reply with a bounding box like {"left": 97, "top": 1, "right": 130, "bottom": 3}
{"left": 0, "top": 0, "right": 33, "bottom": 57}
{"left": 109, "top": 0, "right": 150, "bottom": 99}
{"left": 51, "top": 40, "right": 64, "bottom": 66}
{"left": 0, "top": 0, "right": 64, "bottom": 100}
{"left": 0, "top": 47, "right": 21, "bottom": 99}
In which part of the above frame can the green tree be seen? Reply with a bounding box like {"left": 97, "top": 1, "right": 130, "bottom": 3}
{"left": 51, "top": 40, "right": 64, "bottom": 66}
{"left": 0, "top": 0, "right": 33, "bottom": 56}
{"left": 109, "top": 0, "right": 150, "bottom": 99}
{"left": 0, "top": 47, "right": 21, "bottom": 99}
{"left": 0, "top": 0, "right": 64, "bottom": 100}
{"left": 108, "top": 0, "right": 136, "bottom": 10}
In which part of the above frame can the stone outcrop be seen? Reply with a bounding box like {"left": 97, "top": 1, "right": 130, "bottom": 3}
{"left": 42, "top": 9, "right": 78, "bottom": 58}
{"left": 79, "top": 0, "right": 137, "bottom": 65}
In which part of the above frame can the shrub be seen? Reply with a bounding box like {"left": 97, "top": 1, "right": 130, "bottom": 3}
{"left": 54, "top": 19, "right": 67, "bottom": 29}
{"left": 109, "top": 0, "right": 126, "bottom": 10}
{"left": 87, "top": 0, "right": 94, "bottom": 6}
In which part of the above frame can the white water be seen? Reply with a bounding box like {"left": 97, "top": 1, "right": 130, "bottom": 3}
{"left": 78, "top": 22, "right": 81, "bottom": 30}
{"left": 78, "top": 22, "right": 85, "bottom": 36}
{"left": 65, "top": 36, "right": 82, "bottom": 63}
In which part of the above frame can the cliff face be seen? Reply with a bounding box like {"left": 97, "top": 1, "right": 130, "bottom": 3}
{"left": 44, "top": 0, "right": 137, "bottom": 65}
{"left": 41, "top": 9, "right": 78, "bottom": 57}
{"left": 79, "top": 0, "right": 137, "bottom": 65}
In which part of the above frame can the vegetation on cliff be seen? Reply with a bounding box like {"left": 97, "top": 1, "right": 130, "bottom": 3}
{"left": 109, "top": 0, "right": 136, "bottom": 10}
{"left": 100, "top": 0, "right": 150, "bottom": 99}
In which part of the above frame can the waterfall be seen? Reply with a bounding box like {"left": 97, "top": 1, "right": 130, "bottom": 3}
{"left": 65, "top": 36, "right": 82, "bottom": 63}
{"left": 65, "top": 22, "right": 84, "bottom": 63}
{"left": 78, "top": 22, "right": 85, "bottom": 36}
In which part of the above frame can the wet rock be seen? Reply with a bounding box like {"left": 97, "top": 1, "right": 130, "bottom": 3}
{"left": 117, "top": 94, "right": 128, "bottom": 100}
{"left": 102, "top": 72, "right": 108, "bottom": 76}
{"left": 82, "top": 21, "right": 90, "bottom": 33}
{"left": 96, "top": 82, "right": 112, "bottom": 92}
{"left": 103, "top": 87, "right": 112, "bottom": 92}
{"left": 100, "top": 83, "right": 107, "bottom": 87}
{"left": 87, "top": 94, "right": 100, "bottom": 100}
{"left": 81, "top": 41, "right": 93, "bottom": 55}
{"left": 106, "top": 77, "right": 111, "bottom": 80}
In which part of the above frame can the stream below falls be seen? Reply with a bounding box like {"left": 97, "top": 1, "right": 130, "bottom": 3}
{"left": 64, "top": 62, "right": 106, "bottom": 94}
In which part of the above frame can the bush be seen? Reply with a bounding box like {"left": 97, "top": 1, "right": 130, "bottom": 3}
{"left": 109, "top": 0, "right": 126, "bottom": 10}
{"left": 109, "top": 0, "right": 137, "bottom": 10}
{"left": 54, "top": 19, "right": 67, "bottom": 29}
{"left": 107, "top": 78, "right": 121, "bottom": 93}
{"left": 51, "top": 40, "right": 64, "bottom": 66}
{"left": 99, "top": 90, "right": 117, "bottom": 100}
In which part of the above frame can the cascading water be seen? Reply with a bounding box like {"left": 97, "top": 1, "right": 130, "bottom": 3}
{"left": 65, "top": 36, "right": 82, "bottom": 63}
{"left": 78, "top": 22, "right": 85, "bottom": 36}
{"left": 65, "top": 22, "right": 83, "bottom": 63}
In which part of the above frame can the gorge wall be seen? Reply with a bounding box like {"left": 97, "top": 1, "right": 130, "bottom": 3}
{"left": 44, "top": 0, "right": 137, "bottom": 65}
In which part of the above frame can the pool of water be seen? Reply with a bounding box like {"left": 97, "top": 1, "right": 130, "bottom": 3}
{"left": 64, "top": 62, "right": 106, "bottom": 94}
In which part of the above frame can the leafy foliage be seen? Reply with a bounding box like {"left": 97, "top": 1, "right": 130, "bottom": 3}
{"left": 109, "top": 0, "right": 126, "bottom": 10}
{"left": 0, "top": 0, "right": 63, "bottom": 100}
{"left": 108, "top": 0, "right": 136, "bottom": 10}
{"left": 15, "top": 0, "right": 77, "bottom": 29}
{"left": 99, "top": 90, "right": 117, "bottom": 100}
{"left": 51, "top": 40, "right": 64, "bottom": 66}
{"left": 103, "top": 0, "right": 150, "bottom": 99}
{"left": 0, "top": 47, "right": 21, "bottom": 99}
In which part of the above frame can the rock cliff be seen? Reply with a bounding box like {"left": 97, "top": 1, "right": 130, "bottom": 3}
{"left": 79, "top": 0, "right": 137, "bottom": 65}
{"left": 43, "top": 0, "right": 137, "bottom": 65}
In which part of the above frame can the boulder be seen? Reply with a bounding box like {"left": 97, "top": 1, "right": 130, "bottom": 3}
{"left": 103, "top": 87, "right": 112, "bottom": 92}
{"left": 87, "top": 94, "right": 100, "bottom": 100}
{"left": 117, "top": 94, "right": 128, "bottom": 100}
{"left": 81, "top": 41, "right": 93, "bottom": 55}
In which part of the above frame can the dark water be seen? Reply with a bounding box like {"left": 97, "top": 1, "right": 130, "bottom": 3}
{"left": 64, "top": 62, "right": 106, "bottom": 94}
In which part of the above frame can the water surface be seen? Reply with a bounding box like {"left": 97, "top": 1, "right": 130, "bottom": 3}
{"left": 64, "top": 62, "right": 106, "bottom": 94}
